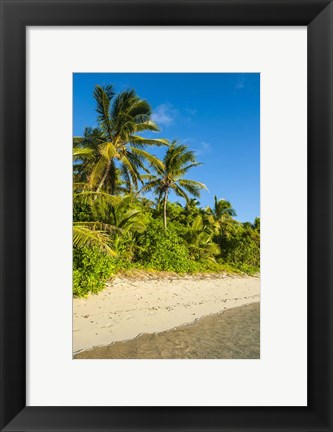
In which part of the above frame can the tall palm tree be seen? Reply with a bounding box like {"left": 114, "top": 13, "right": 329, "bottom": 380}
{"left": 142, "top": 141, "right": 207, "bottom": 229}
{"left": 206, "top": 196, "right": 237, "bottom": 231}
{"left": 75, "top": 85, "right": 168, "bottom": 194}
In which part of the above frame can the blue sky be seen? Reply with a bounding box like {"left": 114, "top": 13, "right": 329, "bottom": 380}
{"left": 73, "top": 73, "right": 260, "bottom": 222}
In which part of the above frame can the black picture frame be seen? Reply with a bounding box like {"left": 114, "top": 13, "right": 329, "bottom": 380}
{"left": 1, "top": 0, "right": 332, "bottom": 431}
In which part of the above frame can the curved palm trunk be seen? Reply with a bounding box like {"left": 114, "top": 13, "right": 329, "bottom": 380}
{"left": 163, "top": 189, "right": 168, "bottom": 230}
{"left": 96, "top": 158, "right": 113, "bottom": 193}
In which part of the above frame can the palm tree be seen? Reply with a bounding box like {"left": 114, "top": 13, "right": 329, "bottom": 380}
{"left": 205, "top": 196, "right": 236, "bottom": 233}
{"left": 185, "top": 214, "right": 220, "bottom": 260}
{"left": 73, "top": 190, "right": 145, "bottom": 258}
{"left": 73, "top": 128, "right": 104, "bottom": 186}
{"left": 95, "top": 194, "right": 145, "bottom": 260}
{"left": 209, "top": 196, "right": 237, "bottom": 222}
{"left": 180, "top": 198, "right": 201, "bottom": 224}
{"left": 75, "top": 85, "right": 168, "bottom": 194}
{"left": 142, "top": 141, "right": 207, "bottom": 229}
{"left": 184, "top": 198, "right": 200, "bottom": 215}
{"left": 73, "top": 146, "right": 123, "bottom": 256}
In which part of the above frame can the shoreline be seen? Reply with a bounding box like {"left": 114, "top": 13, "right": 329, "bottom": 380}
{"left": 73, "top": 273, "right": 260, "bottom": 354}
{"left": 75, "top": 302, "right": 260, "bottom": 359}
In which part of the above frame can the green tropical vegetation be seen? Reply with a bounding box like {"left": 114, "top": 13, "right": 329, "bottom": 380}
{"left": 73, "top": 84, "right": 260, "bottom": 297}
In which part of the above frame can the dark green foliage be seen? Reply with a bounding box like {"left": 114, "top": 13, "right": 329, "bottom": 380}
{"left": 219, "top": 223, "right": 260, "bottom": 272}
{"left": 73, "top": 201, "right": 93, "bottom": 222}
{"left": 135, "top": 220, "right": 198, "bottom": 273}
{"left": 73, "top": 246, "right": 115, "bottom": 297}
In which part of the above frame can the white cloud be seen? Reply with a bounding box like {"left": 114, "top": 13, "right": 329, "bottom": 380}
{"left": 151, "top": 104, "right": 177, "bottom": 126}
{"left": 196, "top": 141, "right": 212, "bottom": 155}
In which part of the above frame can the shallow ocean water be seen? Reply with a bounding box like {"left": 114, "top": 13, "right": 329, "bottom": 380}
{"left": 75, "top": 302, "right": 260, "bottom": 359}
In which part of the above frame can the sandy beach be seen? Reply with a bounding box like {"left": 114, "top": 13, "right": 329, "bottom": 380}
{"left": 75, "top": 302, "right": 260, "bottom": 359}
{"left": 73, "top": 273, "right": 260, "bottom": 354}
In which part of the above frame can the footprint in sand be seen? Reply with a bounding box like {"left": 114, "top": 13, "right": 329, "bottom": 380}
{"left": 101, "top": 324, "right": 113, "bottom": 329}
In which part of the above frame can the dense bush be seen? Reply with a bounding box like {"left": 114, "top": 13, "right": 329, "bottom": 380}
{"left": 73, "top": 201, "right": 93, "bottom": 222}
{"left": 135, "top": 220, "right": 198, "bottom": 273}
{"left": 219, "top": 225, "right": 260, "bottom": 272}
{"left": 73, "top": 246, "right": 115, "bottom": 297}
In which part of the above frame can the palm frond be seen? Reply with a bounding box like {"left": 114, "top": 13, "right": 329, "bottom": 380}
{"left": 119, "top": 164, "right": 132, "bottom": 193}
{"left": 73, "top": 223, "right": 117, "bottom": 256}
{"left": 127, "top": 99, "right": 152, "bottom": 118}
{"left": 73, "top": 182, "right": 90, "bottom": 192}
{"left": 130, "top": 147, "right": 165, "bottom": 171}
{"left": 177, "top": 162, "right": 203, "bottom": 176}
{"left": 125, "top": 150, "right": 147, "bottom": 175}
{"left": 172, "top": 183, "right": 189, "bottom": 201}
{"left": 105, "top": 159, "right": 118, "bottom": 194}
{"left": 88, "top": 156, "right": 108, "bottom": 189}
{"left": 129, "top": 135, "right": 169, "bottom": 147}
{"left": 177, "top": 180, "right": 203, "bottom": 198}
{"left": 139, "top": 174, "right": 157, "bottom": 181}
{"left": 117, "top": 210, "right": 141, "bottom": 229}
{"left": 192, "top": 214, "right": 204, "bottom": 232}
{"left": 75, "top": 221, "right": 121, "bottom": 233}
{"left": 120, "top": 155, "right": 141, "bottom": 189}
{"left": 134, "top": 120, "right": 160, "bottom": 132}
{"left": 98, "top": 141, "right": 118, "bottom": 160}
{"left": 73, "top": 137, "right": 85, "bottom": 146}
{"left": 73, "top": 147, "right": 94, "bottom": 159}
{"left": 178, "top": 179, "right": 207, "bottom": 191}
{"left": 73, "top": 191, "right": 120, "bottom": 205}
{"left": 165, "top": 142, "right": 196, "bottom": 172}
{"left": 93, "top": 85, "right": 115, "bottom": 139}
{"left": 110, "top": 89, "right": 136, "bottom": 129}
{"left": 140, "top": 179, "right": 162, "bottom": 194}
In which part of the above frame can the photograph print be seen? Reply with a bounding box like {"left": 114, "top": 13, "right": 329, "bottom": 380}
{"left": 72, "top": 73, "right": 260, "bottom": 359}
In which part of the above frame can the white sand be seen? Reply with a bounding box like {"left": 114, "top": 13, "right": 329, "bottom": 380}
{"left": 73, "top": 274, "right": 260, "bottom": 353}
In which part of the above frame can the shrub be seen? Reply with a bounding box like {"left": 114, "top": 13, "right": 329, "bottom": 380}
{"left": 73, "top": 201, "right": 93, "bottom": 222}
{"left": 135, "top": 220, "right": 198, "bottom": 273}
{"left": 220, "top": 225, "right": 260, "bottom": 271}
{"left": 73, "top": 246, "right": 115, "bottom": 297}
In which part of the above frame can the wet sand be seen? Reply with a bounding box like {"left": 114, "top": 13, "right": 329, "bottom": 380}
{"left": 73, "top": 274, "right": 260, "bottom": 353}
{"left": 75, "top": 302, "right": 260, "bottom": 359}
